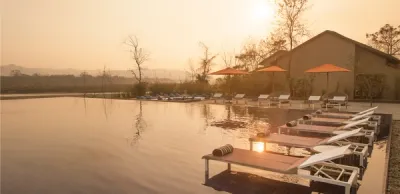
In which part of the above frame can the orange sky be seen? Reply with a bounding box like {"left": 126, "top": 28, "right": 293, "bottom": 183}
{"left": 1, "top": 0, "right": 400, "bottom": 71}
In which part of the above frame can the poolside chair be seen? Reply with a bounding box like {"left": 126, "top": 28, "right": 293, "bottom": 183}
{"left": 211, "top": 93, "right": 223, "bottom": 103}
{"left": 276, "top": 94, "right": 291, "bottom": 108}
{"left": 313, "top": 106, "right": 381, "bottom": 125}
{"left": 301, "top": 95, "right": 321, "bottom": 110}
{"left": 249, "top": 128, "right": 369, "bottom": 170}
{"left": 233, "top": 94, "right": 246, "bottom": 104}
{"left": 202, "top": 145, "right": 359, "bottom": 194}
{"left": 257, "top": 94, "right": 270, "bottom": 106}
{"left": 278, "top": 118, "right": 376, "bottom": 145}
{"left": 299, "top": 111, "right": 379, "bottom": 134}
{"left": 326, "top": 96, "right": 348, "bottom": 111}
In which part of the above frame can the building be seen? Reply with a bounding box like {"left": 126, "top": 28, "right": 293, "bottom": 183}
{"left": 259, "top": 30, "right": 400, "bottom": 100}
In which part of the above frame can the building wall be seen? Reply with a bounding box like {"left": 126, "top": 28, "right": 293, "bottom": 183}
{"left": 274, "top": 33, "right": 356, "bottom": 98}
{"left": 355, "top": 46, "right": 400, "bottom": 100}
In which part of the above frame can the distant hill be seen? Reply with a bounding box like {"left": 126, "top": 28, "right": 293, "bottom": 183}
{"left": 1, "top": 64, "right": 189, "bottom": 81}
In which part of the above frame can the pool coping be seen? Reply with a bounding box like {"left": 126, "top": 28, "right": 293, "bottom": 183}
{"left": 383, "top": 116, "right": 394, "bottom": 194}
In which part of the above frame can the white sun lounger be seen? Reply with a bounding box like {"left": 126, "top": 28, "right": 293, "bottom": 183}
{"left": 211, "top": 93, "right": 223, "bottom": 103}
{"left": 300, "top": 112, "right": 379, "bottom": 134}
{"left": 202, "top": 145, "right": 359, "bottom": 194}
{"left": 314, "top": 107, "right": 380, "bottom": 125}
{"left": 317, "top": 107, "right": 378, "bottom": 118}
{"left": 279, "top": 118, "right": 375, "bottom": 145}
{"left": 301, "top": 95, "right": 322, "bottom": 110}
{"left": 269, "top": 94, "right": 291, "bottom": 108}
{"left": 233, "top": 94, "right": 246, "bottom": 104}
{"left": 257, "top": 94, "right": 270, "bottom": 106}
{"left": 326, "top": 96, "right": 348, "bottom": 111}
{"left": 249, "top": 129, "right": 369, "bottom": 168}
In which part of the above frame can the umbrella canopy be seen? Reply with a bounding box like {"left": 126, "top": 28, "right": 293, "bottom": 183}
{"left": 209, "top": 67, "right": 250, "bottom": 75}
{"left": 257, "top": 65, "right": 287, "bottom": 92}
{"left": 305, "top": 64, "right": 351, "bottom": 96}
{"left": 209, "top": 67, "right": 249, "bottom": 96}
{"left": 257, "top": 65, "right": 287, "bottom": 72}
{"left": 305, "top": 64, "right": 350, "bottom": 73}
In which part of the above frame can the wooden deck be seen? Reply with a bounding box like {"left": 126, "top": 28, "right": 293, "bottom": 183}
{"left": 279, "top": 124, "right": 338, "bottom": 134}
{"left": 202, "top": 148, "right": 307, "bottom": 174}
{"left": 249, "top": 133, "right": 326, "bottom": 148}
{"left": 310, "top": 117, "right": 347, "bottom": 123}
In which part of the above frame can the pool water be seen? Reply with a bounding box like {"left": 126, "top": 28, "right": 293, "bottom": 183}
{"left": 0, "top": 98, "right": 387, "bottom": 194}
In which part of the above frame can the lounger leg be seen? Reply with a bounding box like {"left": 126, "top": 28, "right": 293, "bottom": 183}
{"left": 227, "top": 163, "right": 231, "bottom": 171}
{"left": 250, "top": 140, "right": 253, "bottom": 151}
{"left": 264, "top": 142, "right": 267, "bottom": 152}
{"left": 205, "top": 159, "right": 209, "bottom": 183}
{"left": 345, "top": 185, "right": 350, "bottom": 194}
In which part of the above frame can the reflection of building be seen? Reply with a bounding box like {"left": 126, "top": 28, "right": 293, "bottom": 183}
{"left": 259, "top": 30, "right": 400, "bottom": 100}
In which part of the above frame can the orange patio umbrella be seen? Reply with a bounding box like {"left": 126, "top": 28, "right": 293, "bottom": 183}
{"left": 209, "top": 67, "right": 249, "bottom": 95}
{"left": 305, "top": 63, "right": 350, "bottom": 91}
{"left": 257, "top": 65, "right": 287, "bottom": 92}
{"left": 209, "top": 67, "right": 250, "bottom": 75}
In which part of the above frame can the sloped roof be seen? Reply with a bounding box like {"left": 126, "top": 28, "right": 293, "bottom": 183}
{"left": 259, "top": 30, "right": 400, "bottom": 68}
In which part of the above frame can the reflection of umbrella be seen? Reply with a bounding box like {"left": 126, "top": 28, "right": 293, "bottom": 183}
{"left": 305, "top": 64, "right": 350, "bottom": 92}
{"left": 257, "top": 65, "right": 287, "bottom": 92}
{"left": 209, "top": 67, "right": 250, "bottom": 95}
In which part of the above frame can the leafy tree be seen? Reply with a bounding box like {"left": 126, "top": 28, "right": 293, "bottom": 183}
{"left": 366, "top": 24, "right": 400, "bottom": 57}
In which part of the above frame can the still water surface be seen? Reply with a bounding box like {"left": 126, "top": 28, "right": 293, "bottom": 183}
{"left": 1, "top": 98, "right": 387, "bottom": 194}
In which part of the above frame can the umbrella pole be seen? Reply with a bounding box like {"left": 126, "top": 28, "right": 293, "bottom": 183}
{"left": 272, "top": 72, "right": 275, "bottom": 92}
{"left": 326, "top": 72, "right": 329, "bottom": 93}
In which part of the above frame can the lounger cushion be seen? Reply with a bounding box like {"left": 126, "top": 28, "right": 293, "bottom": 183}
{"left": 212, "top": 144, "right": 234, "bottom": 157}
{"left": 303, "top": 114, "right": 313, "bottom": 120}
{"left": 286, "top": 120, "right": 298, "bottom": 127}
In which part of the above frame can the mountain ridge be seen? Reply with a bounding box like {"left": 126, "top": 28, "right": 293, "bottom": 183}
{"left": 1, "top": 64, "right": 189, "bottom": 81}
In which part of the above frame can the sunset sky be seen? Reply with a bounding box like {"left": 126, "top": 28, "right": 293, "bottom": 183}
{"left": 2, "top": 0, "right": 400, "bottom": 71}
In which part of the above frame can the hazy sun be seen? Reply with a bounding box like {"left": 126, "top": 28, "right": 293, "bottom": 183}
{"left": 251, "top": 0, "right": 275, "bottom": 22}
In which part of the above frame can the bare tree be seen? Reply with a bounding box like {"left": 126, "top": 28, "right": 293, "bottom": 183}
{"left": 185, "top": 58, "right": 197, "bottom": 82}
{"left": 275, "top": 0, "right": 310, "bottom": 94}
{"left": 80, "top": 71, "right": 89, "bottom": 96}
{"left": 124, "top": 35, "right": 150, "bottom": 84}
{"left": 196, "top": 42, "right": 217, "bottom": 83}
{"left": 276, "top": 0, "right": 310, "bottom": 51}
{"left": 260, "top": 31, "right": 288, "bottom": 55}
{"left": 221, "top": 51, "right": 238, "bottom": 68}
{"left": 366, "top": 24, "right": 400, "bottom": 57}
{"left": 236, "top": 38, "right": 272, "bottom": 71}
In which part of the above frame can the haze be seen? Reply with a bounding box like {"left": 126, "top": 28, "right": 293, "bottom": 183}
{"left": 1, "top": 0, "right": 399, "bottom": 71}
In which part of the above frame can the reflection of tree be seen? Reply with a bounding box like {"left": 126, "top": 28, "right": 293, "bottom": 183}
{"left": 231, "top": 105, "right": 247, "bottom": 119}
{"left": 201, "top": 104, "right": 213, "bottom": 131}
{"left": 128, "top": 101, "right": 147, "bottom": 146}
{"left": 226, "top": 105, "right": 231, "bottom": 120}
{"left": 101, "top": 98, "right": 115, "bottom": 120}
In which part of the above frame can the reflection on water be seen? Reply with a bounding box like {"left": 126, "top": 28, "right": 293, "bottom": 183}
{"left": 129, "top": 100, "right": 146, "bottom": 146}
{"left": 0, "top": 98, "right": 387, "bottom": 194}
{"left": 253, "top": 142, "right": 265, "bottom": 153}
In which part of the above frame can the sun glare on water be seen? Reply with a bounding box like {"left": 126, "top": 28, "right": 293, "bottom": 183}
{"left": 253, "top": 142, "right": 265, "bottom": 153}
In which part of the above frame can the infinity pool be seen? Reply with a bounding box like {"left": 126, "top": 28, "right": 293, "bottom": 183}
{"left": 0, "top": 98, "right": 387, "bottom": 194}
